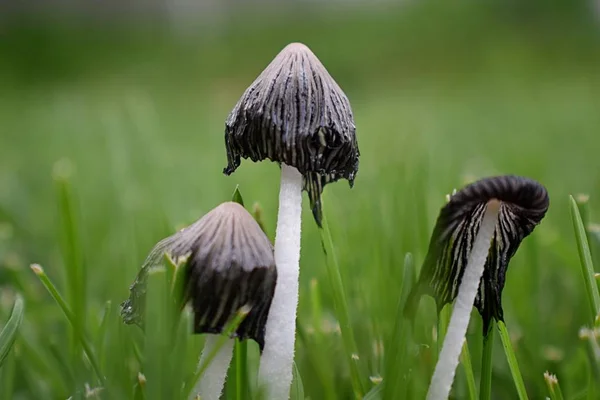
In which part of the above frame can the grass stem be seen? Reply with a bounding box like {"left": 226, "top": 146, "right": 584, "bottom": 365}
{"left": 460, "top": 342, "right": 477, "bottom": 400}
{"left": 569, "top": 195, "right": 600, "bottom": 323}
{"left": 497, "top": 321, "right": 528, "bottom": 400}
{"left": 480, "top": 322, "right": 495, "bottom": 400}
{"left": 319, "top": 207, "right": 365, "bottom": 397}
{"left": 30, "top": 264, "right": 104, "bottom": 384}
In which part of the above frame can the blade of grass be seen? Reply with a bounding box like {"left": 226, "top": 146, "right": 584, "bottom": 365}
{"left": 232, "top": 185, "right": 245, "bottom": 207}
{"left": 53, "top": 159, "right": 86, "bottom": 350}
{"left": 579, "top": 327, "right": 600, "bottom": 385}
{"left": 480, "top": 322, "right": 495, "bottom": 400}
{"left": 497, "top": 321, "right": 528, "bottom": 400}
{"left": 318, "top": 205, "right": 365, "bottom": 397}
{"left": 437, "top": 305, "right": 451, "bottom": 358}
{"left": 143, "top": 266, "right": 174, "bottom": 400}
{"left": 307, "top": 278, "right": 336, "bottom": 400}
{"left": 460, "top": 341, "right": 477, "bottom": 400}
{"left": 0, "top": 294, "right": 24, "bottom": 367}
{"left": 30, "top": 264, "right": 104, "bottom": 384}
{"left": 232, "top": 339, "right": 249, "bottom": 400}
{"left": 589, "top": 227, "right": 600, "bottom": 280}
{"left": 364, "top": 381, "right": 383, "bottom": 400}
{"left": 0, "top": 349, "right": 16, "bottom": 400}
{"left": 544, "top": 371, "right": 565, "bottom": 400}
{"left": 383, "top": 253, "right": 415, "bottom": 400}
{"left": 96, "top": 301, "right": 112, "bottom": 370}
{"left": 290, "top": 361, "right": 305, "bottom": 400}
{"left": 569, "top": 195, "right": 600, "bottom": 322}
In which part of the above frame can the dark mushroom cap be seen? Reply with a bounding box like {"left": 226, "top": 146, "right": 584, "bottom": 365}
{"left": 120, "top": 202, "right": 277, "bottom": 350}
{"left": 223, "top": 42, "right": 360, "bottom": 226}
{"left": 404, "top": 175, "right": 549, "bottom": 334}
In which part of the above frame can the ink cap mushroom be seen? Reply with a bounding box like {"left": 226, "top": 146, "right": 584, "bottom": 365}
{"left": 223, "top": 41, "right": 360, "bottom": 226}
{"left": 404, "top": 175, "right": 549, "bottom": 400}
{"left": 222, "top": 42, "right": 359, "bottom": 400}
{"left": 120, "top": 202, "right": 277, "bottom": 400}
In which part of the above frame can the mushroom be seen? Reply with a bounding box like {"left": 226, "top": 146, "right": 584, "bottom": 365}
{"left": 223, "top": 42, "right": 359, "bottom": 398}
{"left": 404, "top": 175, "right": 549, "bottom": 400}
{"left": 121, "top": 202, "right": 277, "bottom": 400}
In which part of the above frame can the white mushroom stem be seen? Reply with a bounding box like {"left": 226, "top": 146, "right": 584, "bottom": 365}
{"left": 258, "top": 163, "right": 303, "bottom": 400}
{"left": 427, "top": 200, "right": 501, "bottom": 400}
{"left": 190, "top": 335, "right": 235, "bottom": 400}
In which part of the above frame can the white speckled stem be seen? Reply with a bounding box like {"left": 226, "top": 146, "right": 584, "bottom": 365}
{"left": 258, "top": 163, "right": 303, "bottom": 400}
{"left": 190, "top": 335, "right": 234, "bottom": 400}
{"left": 427, "top": 200, "right": 501, "bottom": 400}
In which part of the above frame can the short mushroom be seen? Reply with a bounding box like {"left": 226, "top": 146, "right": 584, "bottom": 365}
{"left": 404, "top": 175, "right": 549, "bottom": 400}
{"left": 223, "top": 42, "right": 359, "bottom": 398}
{"left": 121, "top": 202, "right": 277, "bottom": 400}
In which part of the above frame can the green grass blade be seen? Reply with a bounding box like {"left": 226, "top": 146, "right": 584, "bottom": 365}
{"left": 232, "top": 185, "right": 245, "bottom": 206}
{"left": 480, "top": 323, "right": 495, "bottom": 400}
{"left": 143, "top": 267, "right": 173, "bottom": 400}
{"left": 29, "top": 264, "right": 104, "bottom": 384}
{"left": 569, "top": 195, "right": 600, "bottom": 322}
{"left": 290, "top": 361, "right": 305, "bottom": 400}
{"left": 306, "top": 279, "right": 335, "bottom": 400}
{"left": 363, "top": 381, "right": 383, "bottom": 400}
{"left": 544, "top": 372, "right": 565, "bottom": 400}
{"left": 52, "top": 159, "right": 86, "bottom": 343}
{"left": 460, "top": 342, "right": 477, "bottom": 400}
{"left": 497, "top": 321, "right": 528, "bottom": 400}
{"left": 437, "top": 304, "right": 451, "bottom": 358}
{"left": 0, "top": 294, "right": 24, "bottom": 367}
{"left": 96, "top": 301, "right": 112, "bottom": 370}
{"left": 318, "top": 207, "right": 364, "bottom": 397}
{"left": 0, "top": 349, "right": 16, "bottom": 399}
{"left": 232, "top": 339, "right": 249, "bottom": 400}
{"left": 383, "top": 253, "right": 415, "bottom": 400}
{"left": 579, "top": 327, "right": 600, "bottom": 390}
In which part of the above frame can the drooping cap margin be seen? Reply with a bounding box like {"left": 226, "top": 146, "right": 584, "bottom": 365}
{"left": 223, "top": 42, "right": 360, "bottom": 225}
{"left": 404, "top": 175, "right": 549, "bottom": 334}
{"left": 120, "top": 202, "right": 277, "bottom": 350}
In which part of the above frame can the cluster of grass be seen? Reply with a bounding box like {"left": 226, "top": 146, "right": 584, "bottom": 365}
{"left": 1, "top": 1, "right": 600, "bottom": 399}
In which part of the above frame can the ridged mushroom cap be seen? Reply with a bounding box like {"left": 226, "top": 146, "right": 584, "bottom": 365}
{"left": 223, "top": 42, "right": 359, "bottom": 226}
{"left": 121, "top": 202, "right": 277, "bottom": 350}
{"left": 405, "top": 175, "right": 549, "bottom": 334}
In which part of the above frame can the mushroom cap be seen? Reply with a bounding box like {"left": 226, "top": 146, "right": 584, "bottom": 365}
{"left": 120, "top": 202, "right": 277, "bottom": 350}
{"left": 223, "top": 42, "right": 360, "bottom": 225}
{"left": 404, "top": 175, "right": 549, "bottom": 334}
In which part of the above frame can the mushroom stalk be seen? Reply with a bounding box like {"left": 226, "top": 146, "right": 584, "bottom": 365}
{"left": 427, "top": 200, "right": 501, "bottom": 400}
{"left": 259, "top": 163, "right": 303, "bottom": 399}
{"left": 191, "top": 335, "right": 235, "bottom": 400}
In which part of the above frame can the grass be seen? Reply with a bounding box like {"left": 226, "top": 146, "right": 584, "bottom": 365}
{"left": 1, "top": 1, "right": 600, "bottom": 398}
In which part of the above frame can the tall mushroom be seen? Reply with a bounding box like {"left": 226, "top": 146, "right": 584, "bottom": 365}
{"left": 121, "top": 202, "right": 277, "bottom": 400}
{"left": 223, "top": 42, "right": 359, "bottom": 399}
{"left": 404, "top": 175, "right": 549, "bottom": 400}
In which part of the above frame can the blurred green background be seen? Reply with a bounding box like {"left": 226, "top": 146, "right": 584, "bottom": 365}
{"left": 1, "top": 0, "right": 600, "bottom": 398}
